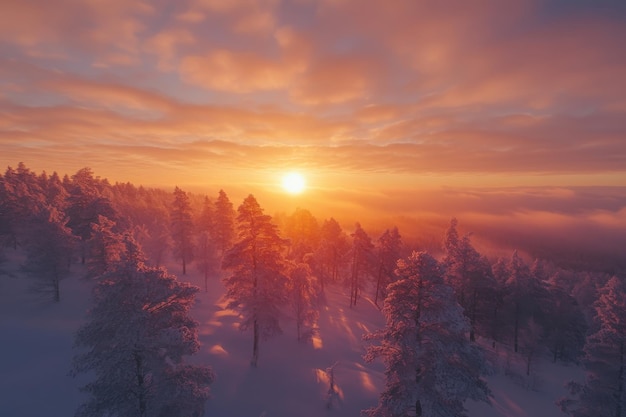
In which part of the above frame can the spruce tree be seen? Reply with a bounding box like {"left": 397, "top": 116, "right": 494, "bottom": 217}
{"left": 222, "top": 194, "right": 289, "bottom": 367}
{"left": 349, "top": 222, "right": 374, "bottom": 307}
{"left": 213, "top": 189, "right": 235, "bottom": 256}
{"left": 559, "top": 276, "right": 626, "bottom": 417}
{"left": 71, "top": 237, "right": 214, "bottom": 417}
{"left": 170, "top": 186, "right": 194, "bottom": 275}
{"left": 363, "top": 251, "right": 491, "bottom": 417}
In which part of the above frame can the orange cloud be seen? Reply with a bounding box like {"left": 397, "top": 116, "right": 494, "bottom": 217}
{"left": 180, "top": 49, "right": 294, "bottom": 92}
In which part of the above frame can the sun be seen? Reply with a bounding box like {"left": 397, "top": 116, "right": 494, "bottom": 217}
{"left": 281, "top": 172, "right": 306, "bottom": 194}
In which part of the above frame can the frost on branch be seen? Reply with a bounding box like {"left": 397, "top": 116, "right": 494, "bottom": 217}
{"left": 71, "top": 237, "right": 213, "bottom": 417}
{"left": 363, "top": 251, "right": 491, "bottom": 417}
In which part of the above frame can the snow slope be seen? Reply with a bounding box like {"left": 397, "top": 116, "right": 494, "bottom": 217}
{"left": 0, "top": 254, "right": 584, "bottom": 417}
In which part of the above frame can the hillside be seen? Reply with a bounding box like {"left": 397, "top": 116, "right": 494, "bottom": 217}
{"left": 0, "top": 251, "right": 585, "bottom": 417}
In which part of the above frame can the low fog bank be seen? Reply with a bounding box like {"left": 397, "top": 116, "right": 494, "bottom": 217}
{"left": 312, "top": 186, "right": 626, "bottom": 274}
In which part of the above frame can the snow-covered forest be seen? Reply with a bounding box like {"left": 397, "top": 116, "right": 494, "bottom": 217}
{"left": 1, "top": 162, "right": 624, "bottom": 417}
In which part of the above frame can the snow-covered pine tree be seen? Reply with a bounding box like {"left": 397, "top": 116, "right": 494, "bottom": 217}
{"left": 284, "top": 208, "right": 320, "bottom": 262}
{"left": 22, "top": 206, "right": 76, "bottom": 302}
{"left": 196, "top": 196, "right": 219, "bottom": 292}
{"left": 558, "top": 276, "right": 626, "bottom": 417}
{"left": 502, "top": 251, "right": 550, "bottom": 353}
{"left": 86, "top": 215, "right": 126, "bottom": 279}
{"left": 71, "top": 237, "right": 214, "bottom": 417}
{"left": 171, "top": 186, "right": 195, "bottom": 275}
{"left": 543, "top": 286, "right": 587, "bottom": 364}
{"left": 222, "top": 194, "right": 289, "bottom": 367}
{"left": 443, "top": 218, "right": 497, "bottom": 342}
{"left": 288, "top": 261, "right": 319, "bottom": 342}
{"left": 313, "top": 217, "right": 349, "bottom": 292}
{"left": 349, "top": 222, "right": 374, "bottom": 307}
{"left": 66, "top": 167, "right": 117, "bottom": 264}
{"left": 213, "top": 189, "right": 235, "bottom": 256}
{"left": 363, "top": 251, "right": 491, "bottom": 417}
{"left": 374, "top": 226, "right": 403, "bottom": 307}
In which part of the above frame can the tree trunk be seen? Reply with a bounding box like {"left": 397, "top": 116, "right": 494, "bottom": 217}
{"left": 374, "top": 263, "right": 383, "bottom": 307}
{"left": 514, "top": 302, "right": 520, "bottom": 353}
{"left": 617, "top": 340, "right": 624, "bottom": 417}
{"left": 470, "top": 288, "right": 477, "bottom": 342}
{"left": 415, "top": 400, "right": 422, "bottom": 417}
{"left": 251, "top": 317, "right": 259, "bottom": 367}
{"left": 53, "top": 277, "right": 60, "bottom": 303}
{"left": 134, "top": 352, "right": 147, "bottom": 417}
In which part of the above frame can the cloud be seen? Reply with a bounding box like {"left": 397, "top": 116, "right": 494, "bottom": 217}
{"left": 180, "top": 49, "right": 295, "bottom": 92}
{"left": 1, "top": 0, "right": 626, "bottom": 192}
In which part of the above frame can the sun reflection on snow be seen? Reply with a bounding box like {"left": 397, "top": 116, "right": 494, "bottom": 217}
{"left": 355, "top": 363, "right": 377, "bottom": 393}
{"left": 209, "top": 344, "right": 229, "bottom": 357}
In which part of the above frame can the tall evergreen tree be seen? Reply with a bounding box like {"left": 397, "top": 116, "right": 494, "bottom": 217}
{"left": 196, "top": 197, "right": 218, "bottom": 292}
{"left": 213, "top": 189, "right": 235, "bottom": 256}
{"left": 71, "top": 237, "right": 214, "bottom": 417}
{"left": 66, "top": 167, "right": 116, "bottom": 264}
{"left": 363, "top": 251, "right": 491, "bottom": 417}
{"left": 284, "top": 208, "right": 320, "bottom": 262}
{"left": 349, "top": 222, "right": 374, "bottom": 307}
{"left": 374, "top": 226, "right": 403, "bottom": 307}
{"left": 502, "top": 251, "right": 550, "bottom": 352}
{"left": 559, "top": 276, "right": 626, "bottom": 417}
{"left": 86, "top": 215, "right": 126, "bottom": 279}
{"left": 222, "top": 195, "right": 289, "bottom": 367}
{"left": 543, "top": 286, "right": 587, "bottom": 364}
{"left": 288, "top": 261, "right": 319, "bottom": 342}
{"left": 22, "top": 206, "right": 76, "bottom": 302}
{"left": 443, "top": 218, "right": 496, "bottom": 342}
{"left": 0, "top": 163, "right": 47, "bottom": 249}
{"left": 170, "top": 187, "right": 194, "bottom": 275}
{"left": 314, "top": 217, "right": 349, "bottom": 292}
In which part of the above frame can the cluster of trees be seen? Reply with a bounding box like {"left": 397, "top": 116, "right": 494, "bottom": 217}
{"left": 363, "top": 219, "right": 623, "bottom": 416}
{"left": 0, "top": 164, "right": 216, "bottom": 415}
{"left": 2, "top": 163, "right": 625, "bottom": 416}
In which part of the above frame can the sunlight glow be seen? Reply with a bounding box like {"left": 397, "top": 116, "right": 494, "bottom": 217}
{"left": 282, "top": 172, "right": 306, "bottom": 194}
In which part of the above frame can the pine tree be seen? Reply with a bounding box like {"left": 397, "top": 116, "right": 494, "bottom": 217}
{"left": 543, "top": 286, "right": 587, "bottom": 364}
{"left": 363, "top": 251, "right": 491, "bottom": 417}
{"left": 284, "top": 208, "right": 320, "bottom": 262}
{"left": 313, "top": 217, "right": 349, "bottom": 292}
{"left": 374, "top": 227, "right": 403, "bottom": 307}
{"left": 22, "top": 206, "right": 76, "bottom": 302}
{"left": 443, "top": 218, "right": 496, "bottom": 342}
{"left": 0, "top": 163, "right": 47, "bottom": 249}
{"left": 559, "top": 276, "right": 626, "bottom": 417}
{"left": 502, "top": 251, "right": 550, "bottom": 353}
{"left": 222, "top": 194, "right": 289, "bottom": 367}
{"left": 66, "top": 167, "right": 116, "bottom": 264}
{"left": 86, "top": 215, "right": 126, "bottom": 279}
{"left": 288, "top": 261, "right": 319, "bottom": 342}
{"left": 71, "top": 237, "right": 214, "bottom": 417}
{"left": 349, "top": 222, "right": 374, "bottom": 308}
{"left": 170, "top": 186, "right": 194, "bottom": 275}
{"left": 213, "top": 189, "right": 235, "bottom": 256}
{"left": 196, "top": 197, "right": 218, "bottom": 292}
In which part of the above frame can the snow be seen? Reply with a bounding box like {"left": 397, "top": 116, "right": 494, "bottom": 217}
{"left": 0, "top": 252, "right": 586, "bottom": 417}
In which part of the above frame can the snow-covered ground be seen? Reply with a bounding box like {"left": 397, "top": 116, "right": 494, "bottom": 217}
{"left": 0, "top": 254, "right": 584, "bottom": 417}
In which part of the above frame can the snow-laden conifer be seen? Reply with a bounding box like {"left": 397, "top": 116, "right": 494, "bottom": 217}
{"left": 363, "top": 251, "right": 491, "bottom": 417}
{"left": 288, "top": 261, "right": 319, "bottom": 342}
{"left": 559, "top": 276, "right": 626, "bottom": 417}
{"left": 443, "top": 218, "right": 496, "bottom": 342}
{"left": 22, "top": 206, "right": 76, "bottom": 302}
{"left": 71, "top": 237, "right": 213, "bottom": 417}
{"left": 171, "top": 186, "right": 195, "bottom": 275}
{"left": 222, "top": 194, "right": 289, "bottom": 367}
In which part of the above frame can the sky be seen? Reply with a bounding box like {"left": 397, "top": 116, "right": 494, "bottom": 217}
{"left": 1, "top": 0, "right": 626, "bottom": 236}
